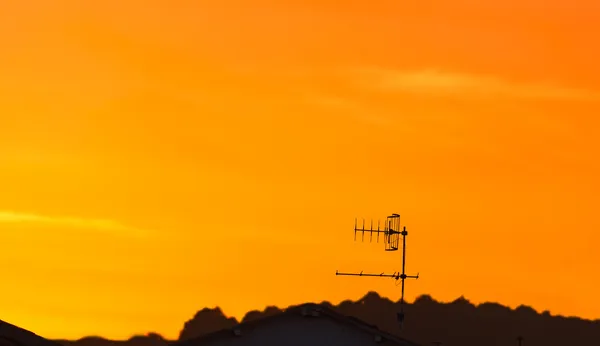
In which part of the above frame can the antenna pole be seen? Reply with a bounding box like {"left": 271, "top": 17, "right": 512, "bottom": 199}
{"left": 336, "top": 213, "right": 420, "bottom": 331}
{"left": 401, "top": 226, "right": 407, "bottom": 275}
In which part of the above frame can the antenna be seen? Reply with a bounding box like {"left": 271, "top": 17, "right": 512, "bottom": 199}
{"left": 336, "top": 213, "right": 420, "bottom": 331}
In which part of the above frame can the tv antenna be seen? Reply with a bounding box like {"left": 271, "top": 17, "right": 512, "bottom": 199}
{"left": 335, "top": 213, "right": 420, "bottom": 330}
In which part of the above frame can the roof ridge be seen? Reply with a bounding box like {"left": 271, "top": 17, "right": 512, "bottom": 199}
{"left": 175, "top": 303, "right": 421, "bottom": 346}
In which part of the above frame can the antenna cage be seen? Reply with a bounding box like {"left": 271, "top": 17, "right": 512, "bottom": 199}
{"left": 354, "top": 214, "right": 401, "bottom": 251}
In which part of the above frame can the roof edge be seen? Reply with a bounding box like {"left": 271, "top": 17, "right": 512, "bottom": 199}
{"left": 174, "top": 303, "right": 420, "bottom": 346}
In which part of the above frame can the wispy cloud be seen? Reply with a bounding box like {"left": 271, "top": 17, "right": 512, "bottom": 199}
{"left": 0, "top": 210, "right": 153, "bottom": 238}
{"left": 347, "top": 67, "right": 600, "bottom": 101}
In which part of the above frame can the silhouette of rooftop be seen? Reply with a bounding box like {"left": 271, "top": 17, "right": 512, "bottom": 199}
{"left": 173, "top": 303, "right": 420, "bottom": 346}
{"left": 0, "top": 320, "right": 63, "bottom": 346}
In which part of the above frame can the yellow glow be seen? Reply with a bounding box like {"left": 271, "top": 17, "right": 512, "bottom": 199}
{"left": 0, "top": 211, "right": 152, "bottom": 237}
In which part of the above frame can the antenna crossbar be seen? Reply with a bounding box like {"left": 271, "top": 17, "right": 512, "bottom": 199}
{"left": 335, "top": 270, "right": 419, "bottom": 280}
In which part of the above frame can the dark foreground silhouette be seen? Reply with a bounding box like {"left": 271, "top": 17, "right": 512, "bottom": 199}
{"left": 55, "top": 292, "right": 600, "bottom": 346}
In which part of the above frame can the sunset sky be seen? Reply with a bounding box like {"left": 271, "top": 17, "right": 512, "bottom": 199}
{"left": 1, "top": 0, "right": 600, "bottom": 340}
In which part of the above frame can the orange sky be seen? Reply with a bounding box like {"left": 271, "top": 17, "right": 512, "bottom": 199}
{"left": 1, "top": 0, "right": 600, "bottom": 340}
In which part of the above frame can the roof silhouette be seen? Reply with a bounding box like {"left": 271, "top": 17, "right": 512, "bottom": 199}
{"left": 0, "top": 320, "right": 62, "bottom": 346}
{"left": 173, "top": 303, "right": 420, "bottom": 346}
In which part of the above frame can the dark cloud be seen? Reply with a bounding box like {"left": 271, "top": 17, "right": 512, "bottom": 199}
{"left": 54, "top": 291, "right": 600, "bottom": 346}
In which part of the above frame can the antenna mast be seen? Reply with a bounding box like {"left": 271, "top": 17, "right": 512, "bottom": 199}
{"left": 335, "top": 213, "right": 420, "bottom": 330}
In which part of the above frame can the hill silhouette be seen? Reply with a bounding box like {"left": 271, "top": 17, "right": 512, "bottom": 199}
{"left": 54, "top": 292, "right": 600, "bottom": 346}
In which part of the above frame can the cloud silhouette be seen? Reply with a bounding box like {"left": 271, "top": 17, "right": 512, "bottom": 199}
{"left": 46, "top": 291, "right": 600, "bottom": 346}
{"left": 174, "top": 292, "right": 600, "bottom": 346}
{"left": 0, "top": 210, "right": 152, "bottom": 238}
{"left": 349, "top": 67, "right": 600, "bottom": 101}
{"left": 55, "top": 334, "right": 168, "bottom": 346}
